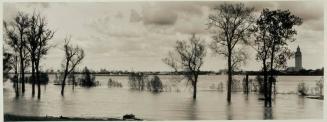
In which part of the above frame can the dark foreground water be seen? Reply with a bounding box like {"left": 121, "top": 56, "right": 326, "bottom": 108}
{"left": 3, "top": 75, "right": 323, "bottom": 120}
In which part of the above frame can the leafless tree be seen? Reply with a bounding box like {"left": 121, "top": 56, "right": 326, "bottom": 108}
{"left": 208, "top": 3, "right": 254, "bottom": 103}
{"left": 3, "top": 12, "right": 30, "bottom": 94}
{"left": 26, "top": 12, "right": 42, "bottom": 97}
{"left": 34, "top": 15, "right": 54, "bottom": 99}
{"left": 61, "top": 37, "right": 85, "bottom": 96}
{"left": 163, "top": 34, "right": 206, "bottom": 99}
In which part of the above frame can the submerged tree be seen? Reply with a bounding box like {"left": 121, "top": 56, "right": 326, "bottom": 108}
{"left": 256, "top": 9, "right": 302, "bottom": 107}
{"left": 3, "top": 12, "right": 30, "bottom": 94}
{"left": 33, "top": 14, "right": 54, "bottom": 99}
{"left": 208, "top": 3, "right": 254, "bottom": 103}
{"left": 163, "top": 34, "right": 206, "bottom": 99}
{"left": 61, "top": 37, "right": 85, "bottom": 96}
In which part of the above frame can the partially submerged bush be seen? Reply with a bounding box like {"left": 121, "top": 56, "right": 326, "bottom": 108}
{"left": 128, "top": 73, "right": 164, "bottom": 93}
{"left": 147, "top": 76, "right": 163, "bottom": 92}
{"left": 231, "top": 78, "right": 242, "bottom": 92}
{"left": 27, "top": 72, "right": 49, "bottom": 85}
{"left": 79, "top": 67, "right": 99, "bottom": 87}
{"left": 255, "top": 75, "right": 264, "bottom": 94}
{"left": 314, "top": 77, "right": 323, "bottom": 96}
{"left": 217, "top": 82, "right": 224, "bottom": 92}
{"left": 128, "top": 72, "right": 148, "bottom": 90}
{"left": 297, "top": 82, "right": 308, "bottom": 96}
{"left": 108, "top": 78, "right": 123, "bottom": 88}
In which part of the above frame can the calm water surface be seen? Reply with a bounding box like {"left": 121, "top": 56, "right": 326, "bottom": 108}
{"left": 3, "top": 75, "right": 323, "bottom": 120}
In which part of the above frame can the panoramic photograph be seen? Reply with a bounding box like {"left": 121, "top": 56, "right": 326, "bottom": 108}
{"left": 2, "top": 0, "right": 324, "bottom": 121}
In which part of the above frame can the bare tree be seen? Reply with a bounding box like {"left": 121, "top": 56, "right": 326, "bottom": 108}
{"left": 35, "top": 15, "right": 54, "bottom": 99}
{"left": 61, "top": 37, "right": 85, "bottom": 96}
{"left": 208, "top": 3, "right": 254, "bottom": 103}
{"left": 26, "top": 12, "right": 41, "bottom": 97}
{"left": 3, "top": 12, "right": 30, "bottom": 94}
{"left": 163, "top": 34, "right": 206, "bottom": 99}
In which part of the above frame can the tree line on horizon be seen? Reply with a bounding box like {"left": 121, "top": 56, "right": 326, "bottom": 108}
{"left": 3, "top": 3, "right": 303, "bottom": 108}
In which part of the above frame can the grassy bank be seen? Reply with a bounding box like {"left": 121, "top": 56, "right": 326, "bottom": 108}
{"left": 4, "top": 114, "right": 142, "bottom": 121}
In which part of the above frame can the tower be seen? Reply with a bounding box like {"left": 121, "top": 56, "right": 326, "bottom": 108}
{"left": 295, "top": 46, "right": 302, "bottom": 70}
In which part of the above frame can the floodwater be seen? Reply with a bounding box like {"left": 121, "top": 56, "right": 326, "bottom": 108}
{"left": 3, "top": 75, "right": 323, "bottom": 120}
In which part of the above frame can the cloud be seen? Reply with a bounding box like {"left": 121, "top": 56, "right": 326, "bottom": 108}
{"left": 4, "top": 1, "right": 324, "bottom": 71}
{"left": 129, "top": 9, "right": 142, "bottom": 22}
{"left": 142, "top": 6, "right": 178, "bottom": 26}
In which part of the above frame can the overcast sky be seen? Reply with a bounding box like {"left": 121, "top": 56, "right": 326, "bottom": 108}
{"left": 3, "top": 1, "right": 324, "bottom": 72}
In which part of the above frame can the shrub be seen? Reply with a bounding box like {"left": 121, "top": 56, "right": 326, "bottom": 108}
{"left": 128, "top": 72, "right": 147, "bottom": 90}
{"left": 147, "top": 75, "right": 163, "bottom": 92}
{"left": 108, "top": 78, "right": 123, "bottom": 88}
{"left": 297, "top": 82, "right": 308, "bottom": 96}
{"left": 231, "top": 78, "right": 242, "bottom": 92}
{"left": 79, "top": 67, "right": 98, "bottom": 87}
{"left": 217, "top": 82, "right": 224, "bottom": 92}
{"left": 27, "top": 72, "right": 49, "bottom": 85}
{"left": 314, "top": 77, "right": 323, "bottom": 96}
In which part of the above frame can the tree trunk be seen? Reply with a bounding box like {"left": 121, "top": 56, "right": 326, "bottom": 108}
{"left": 19, "top": 49, "right": 25, "bottom": 94}
{"left": 268, "top": 45, "right": 275, "bottom": 107}
{"left": 227, "top": 49, "right": 232, "bottom": 103}
{"left": 61, "top": 59, "right": 70, "bottom": 96}
{"left": 14, "top": 56, "right": 19, "bottom": 97}
{"left": 31, "top": 59, "right": 36, "bottom": 97}
{"left": 193, "top": 74, "right": 198, "bottom": 99}
{"left": 244, "top": 74, "right": 249, "bottom": 94}
{"left": 36, "top": 61, "right": 41, "bottom": 99}
{"left": 263, "top": 59, "right": 268, "bottom": 107}
{"left": 72, "top": 73, "right": 75, "bottom": 91}
{"left": 61, "top": 70, "right": 68, "bottom": 96}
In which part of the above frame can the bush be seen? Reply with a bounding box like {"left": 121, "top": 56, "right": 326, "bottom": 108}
{"left": 108, "top": 78, "right": 123, "bottom": 88}
{"left": 231, "top": 78, "right": 242, "bottom": 92}
{"left": 217, "top": 82, "right": 224, "bottom": 92}
{"left": 314, "top": 77, "right": 323, "bottom": 96}
{"left": 147, "top": 75, "right": 163, "bottom": 92}
{"left": 297, "top": 82, "right": 308, "bottom": 96}
{"left": 27, "top": 72, "right": 49, "bottom": 85}
{"left": 79, "top": 67, "right": 98, "bottom": 87}
{"left": 256, "top": 75, "right": 264, "bottom": 94}
{"left": 128, "top": 72, "right": 147, "bottom": 90}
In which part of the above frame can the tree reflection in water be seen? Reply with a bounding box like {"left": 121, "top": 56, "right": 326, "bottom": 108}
{"left": 226, "top": 103, "right": 233, "bottom": 120}
{"left": 186, "top": 99, "right": 198, "bottom": 120}
{"left": 264, "top": 107, "right": 273, "bottom": 119}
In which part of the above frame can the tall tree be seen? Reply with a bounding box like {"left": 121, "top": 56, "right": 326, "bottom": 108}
{"left": 35, "top": 15, "right": 54, "bottom": 99}
{"left": 26, "top": 13, "right": 41, "bottom": 97}
{"left": 61, "top": 37, "right": 85, "bottom": 96}
{"left": 250, "top": 11, "right": 272, "bottom": 107}
{"left": 3, "top": 12, "right": 30, "bottom": 94}
{"left": 208, "top": 3, "right": 254, "bottom": 103}
{"left": 163, "top": 34, "right": 206, "bottom": 99}
{"left": 255, "top": 9, "right": 302, "bottom": 107}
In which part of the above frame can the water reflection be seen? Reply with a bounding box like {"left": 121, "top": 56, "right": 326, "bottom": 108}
{"left": 186, "top": 99, "right": 198, "bottom": 120}
{"left": 263, "top": 107, "right": 273, "bottom": 119}
{"left": 226, "top": 104, "right": 233, "bottom": 120}
{"left": 3, "top": 75, "right": 323, "bottom": 120}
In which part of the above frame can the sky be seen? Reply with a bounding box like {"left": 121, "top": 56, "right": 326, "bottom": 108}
{"left": 3, "top": 1, "right": 324, "bottom": 72}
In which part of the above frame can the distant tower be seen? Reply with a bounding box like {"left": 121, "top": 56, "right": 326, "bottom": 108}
{"left": 295, "top": 46, "right": 302, "bottom": 70}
